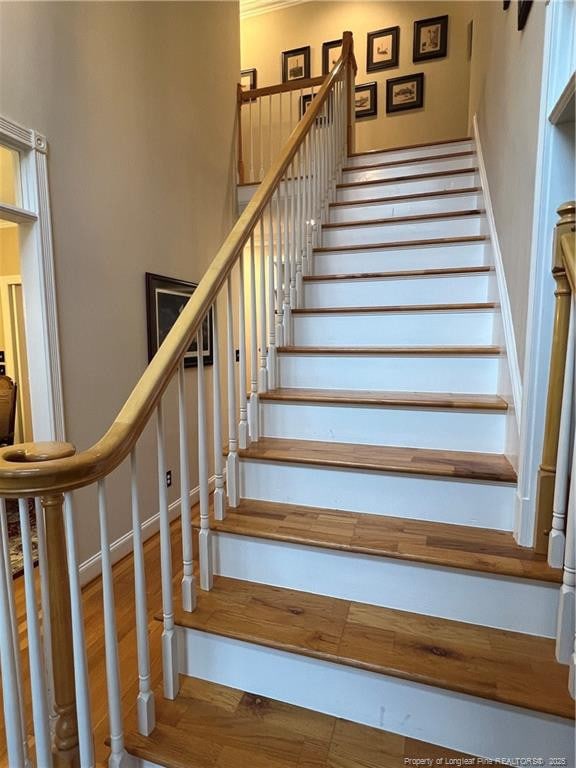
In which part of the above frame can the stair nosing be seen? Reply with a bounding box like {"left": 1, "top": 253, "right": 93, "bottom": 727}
{"left": 292, "top": 302, "right": 499, "bottom": 315}
{"left": 322, "top": 209, "right": 486, "bottom": 229}
{"left": 304, "top": 266, "right": 493, "bottom": 282}
{"left": 342, "top": 150, "right": 476, "bottom": 173}
{"left": 349, "top": 136, "right": 473, "bottom": 157}
{"left": 336, "top": 167, "right": 479, "bottom": 190}
{"left": 313, "top": 235, "right": 489, "bottom": 253}
{"left": 329, "top": 186, "right": 482, "bottom": 208}
{"left": 277, "top": 345, "right": 503, "bottom": 356}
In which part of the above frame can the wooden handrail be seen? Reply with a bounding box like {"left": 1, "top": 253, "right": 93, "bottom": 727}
{"left": 0, "top": 31, "right": 356, "bottom": 498}
{"left": 534, "top": 200, "right": 576, "bottom": 553}
{"left": 240, "top": 76, "right": 326, "bottom": 102}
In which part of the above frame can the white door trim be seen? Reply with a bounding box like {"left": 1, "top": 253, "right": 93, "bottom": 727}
{"left": 0, "top": 115, "right": 65, "bottom": 442}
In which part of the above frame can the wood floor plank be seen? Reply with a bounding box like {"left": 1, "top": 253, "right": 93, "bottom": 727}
{"left": 303, "top": 265, "right": 493, "bottom": 281}
{"left": 277, "top": 345, "right": 502, "bottom": 356}
{"left": 172, "top": 577, "right": 574, "bottom": 719}
{"left": 313, "top": 235, "right": 488, "bottom": 253}
{"left": 329, "top": 186, "right": 482, "bottom": 208}
{"left": 336, "top": 167, "right": 480, "bottom": 190}
{"left": 349, "top": 137, "right": 473, "bottom": 157}
{"left": 292, "top": 302, "right": 498, "bottom": 315}
{"left": 342, "top": 150, "right": 476, "bottom": 174}
{"left": 322, "top": 208, "right": 485, "bottom": 229}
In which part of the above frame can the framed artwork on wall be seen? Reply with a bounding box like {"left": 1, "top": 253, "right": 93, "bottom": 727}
{"left": 503, "top": 1, "right": 511, "bottom": 9}
{"left": 354, "top": 82, "right": 378, "bottom": 119}
{"left": 366, "top": 26, "right": 400, "bottom": 72}
{"left": 518, "top": 1, "right": 533, "bottom": 30}
{"left": 240, "top": 68, "right": 257, "bottom": 90}
{"left": 386, "top": 73, "right": 424, "bottom": 114}
{"left": 300, "top": 92, "right": 333, "bottom": 123}
{"left": 282, "top": 46, "right": 311, "bottom": 83}
{"left": 146, "top": 273, "right": 213, "bottom": 368}
{"left": 322, "top": 39, "right": 343, "bottom": 75}
{"left": 413, "top": 15, "right": 449, "bottom": 62}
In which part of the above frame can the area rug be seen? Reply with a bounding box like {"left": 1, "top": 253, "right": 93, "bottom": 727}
{"left": 4, "top": 499, "right": 37, "bottom": 578}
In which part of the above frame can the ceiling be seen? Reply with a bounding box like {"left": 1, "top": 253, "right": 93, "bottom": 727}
{"left": 240, "top": 0, "right": 310, "bottom": 19}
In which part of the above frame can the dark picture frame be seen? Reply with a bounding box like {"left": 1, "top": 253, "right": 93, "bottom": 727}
{"left": 300, "top": 92, "right": 333, "bottom": 123}
{"left": 240, "top": 68, "right": 257, "bottom": 90}
{"left": 366, "top": 26, "right": 400, "bottom": 72}
{"left": 518, "top": 1, "right": 533, "bottom": 30}
{"left": 322, "top": 39, "right": 343, "bottom": 75}
{"left": 282, "top": 46, "right": 311, "bottom": 83}
{"left": 386, "top": 73, "right": 424, "bottom": 114}
{"left": 413, "top": 15, "right": 449, "bottom": 62}
{"left": 354, "top": 82, "right": 378, "bottom": 119}
{"left": 503, "top": 1, "right": 511, "bottom": 9}
{"left": 146, "top": 273, "right": 213, "bottom": 368}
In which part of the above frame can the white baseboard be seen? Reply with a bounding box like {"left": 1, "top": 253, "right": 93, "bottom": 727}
{"left": 79, "top": 477, "right": 215, "bottom": 587}
{"left": 472, "top": 115, "right": 522, "bottom": 426}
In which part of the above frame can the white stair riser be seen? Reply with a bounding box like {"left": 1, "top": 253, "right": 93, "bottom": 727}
{"left": 343, "top": 155, "right": 476, "bottom": 184}
{"left": 293, "top": 311, "right": 496, "bottom": 347}
{"left": 313, "top": 242, "right": 490, "bottom": 274}
{"left": 322, "top": 215, "right": 486, "bottom": 247}
{"left": 212, "top": 533, "right": 557, "bottom": 636}
{"left": 278, "top": 353, "right": 500, "bottom": 393}
{"left": 304, "top": 273, "right": 493, "bottom": 307}
{"left": 179, "top": 631, "right": 574, "bottom": 761}
{"left": 259, "top": 400, "right": 506, "bottom": 451}
{"left": 347, "top": 140, "right": 475, "bottom": 167}
{"left": 337, "top": 172, "right": 480, "bottom": 202}
{"left": 239, "top": 460, "right": 515, "bottom": 529}
{"left": 329, "top": 192, "right": 482, "bottom": 222}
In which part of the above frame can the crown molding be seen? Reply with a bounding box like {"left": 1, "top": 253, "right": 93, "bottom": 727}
{"left": 240, "top": 0, "right": 310, "bottom": 20}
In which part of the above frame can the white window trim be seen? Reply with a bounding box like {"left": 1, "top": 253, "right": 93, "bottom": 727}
{"left": 0, "top": 114, "right": 65, "bottom": 442}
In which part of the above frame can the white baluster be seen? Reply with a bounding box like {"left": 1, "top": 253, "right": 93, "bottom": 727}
{"left": 33, "top": 497, "right": 55, "bottom": 737}
{"left": 212, "top": 302, "right": 226, "bottom": 521}
{"left": 129, "top": 453, "right": 156, "bottom": 735}
{"left": 289, "top": 161, "right": 297, "bottom": 310}
{"left": 97, "top": 481, "right": 129, "bottom": 767}
{"left": 267, "top": 200, "right": 278, "bottom": 389}
{"left": 283, "top": 164, "right": 292, "bottom": 345}
{"left": 258, "top": 96, "right": 264, "bottom": 181}
{"left": 156, "top": 405, "right": 179, "bottom": 699}
{"left": 62, "top": 493, "right": 96, "bottom": 765}
{"left": 226, "top": 275, "right": 240, "bottom": 507}
{"left": 249, "top": 99, "right": 254, "bottom": 184}
{"left": 569, "top": 632, "right": 576, "bottom": 698}
{"left": 259, "top": 217, "right": 268, "bottom": 392}
{"left": 556, "top": 435, "right": 576, "bottom": 664}
{"left": 268, "top": 94, "right": 273, "bottom": 176}
{"left": 275, "top": 188, "right": 284, "bottom": 348}
{"left": 0, "top": 498, "right": 26, "bottom": 767}
{"left": 249, "top": 232, "right": 260, "bottom": 440}
{"left": 19, "top": 498, "right": 52, "bottom": 766}
{"left": 295, "top": 148, "right": 303, "bottom": 307}
{"left": 177, "top": 360, "right": 196, "bottom": 611}
{"left": 238, "top": 251, "right": 249, "bottom": 448}
{"left": 197, "top": 325, "right": 213, "bottom": 591}
{"left": 549, "top": 308, "right": 575, "bottom": 567}
{"left": 279, "top": 91, "right": 284, "bottom": 148}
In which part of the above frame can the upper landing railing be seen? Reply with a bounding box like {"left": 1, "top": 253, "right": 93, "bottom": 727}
{"left": 0, "top": 32, "right": 357, "bottom": 767}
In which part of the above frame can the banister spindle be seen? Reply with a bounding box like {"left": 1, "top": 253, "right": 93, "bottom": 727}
{"left": 236, "top": 84, "right": 245, "bottom": 184}
{"left": 289, "top": 160, "right": 297, "bottom": 311}
{"left": 34, "top": 496, "right": 55, "bottom": 735}
{"left": 295, "top": 148, "right": 303, "bottom": 307}
{"left": 129, "top": 451, "right": 156, "bottom": 736}
{"left": 249, "top": 98, "right": 254, "bottom": 184}
{"left": 556, "top": 441, "right": 575, "bottom": 664}
{"left": 177, "top": 360, "right": 196, "bottom": 611}
{"left": 249, "top": 232, "right": 260, "bottom": 440}
{"left": 283, "top": 164, "right": 292, "bottom": 345}
{"left": 212, "top": 302, "right": 226, "bottom": 520}
{"left": 156, "top": 403, "right": 179, "bottom": 699}
{"left": 258, "top": 96, "right": 264, "bottom": 181}
{"left": 259, "top": 217, "right": 268, "bottom": 392}
{"left": 267, "top": 200, "right": 278, "bottom": 389}
{"left": 238, "top": 250, "right": 249, "bottom": 448}
{"left": 197, "top": 324, "right": 213, "bottom": 591}
{"left": 226, "top": 275, "right": 240, "bottom": 507}
{"left": 268, "top": 94, "right": 273, "bottom": 177}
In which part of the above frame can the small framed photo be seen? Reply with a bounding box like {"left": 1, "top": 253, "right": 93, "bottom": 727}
{"left": 413, "top": 15, "right": 448, "bottom": 62}
{"left": 354, "top": 82, "right": 377, "bottom": 119}
{"left": 503, "top": 1, "right": 511, "bottom": 8}
{"left": 300, "top": 92, "right": 333, "bottom": 123}
{"left": 322, "top": 39, "right": 343, "bottom": 75}
{"left": 386, "top": 73, "right": 424, "bottom": 114}
{"left": 366, "top": 26, "right": 400, "bottom": 72}
{"left": 282, "top": 46, "right": 311, "bottom": 83}
{"left": 146, "top": 273, "right": 213, "bottom": 368}
{"left": 240, "top": 68, "right": 257, "bottom": 90}
{"left": 518, "top": 1, "right": 533, "bottom": 30}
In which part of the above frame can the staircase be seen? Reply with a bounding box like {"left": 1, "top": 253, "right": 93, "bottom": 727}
{"left": 122, "top": 137, "right": 574, "bottom": 764}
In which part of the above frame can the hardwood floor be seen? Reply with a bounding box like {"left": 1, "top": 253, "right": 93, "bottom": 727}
{"left": 336, "top": 167, "right": 480, "bottom": 190}
{"left": 341, "top": 150, "right": 476, "bottom": 173}
{"left": 123, "top": 676, "right": 475, "bottom": 768}
{"left": 277, "top": 345, "right": 503, "bottom": 355}
{"left": 235, "top": 437, "right": 517, "bottom": 483}
{"left": 292, "top": 302, "right": 499, "bottom": 314}
{"left": 313, "top": 234, "right": 488, "bottom": 253}
{"left": 322, "top": 208, "right": 485, "bottom": 228}
{"left": 349, "top": 137, "right": 472, "bottom": 157}
{"left": 329, "top": 186, "right": 482, "bottom": 208}
{"left": 173, "top": 576, "right": 574, "bottom": 719}
{"left": 303, "top": 265, "right": 493, "bottom": 281}
{"left": 192, "top": 499, "right": 559, "bottom": 582}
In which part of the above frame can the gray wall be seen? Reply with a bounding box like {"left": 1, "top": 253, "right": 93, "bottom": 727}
{"left": 0, "top": 1, "right": 240, "bottom": 563}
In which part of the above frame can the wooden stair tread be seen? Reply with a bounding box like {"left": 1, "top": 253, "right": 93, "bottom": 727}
{"left": 313, "top": 235, "right": 489, "bottom": 253}
{"left": 278, "top": 345, "right": 502, "bottom": 356}
{"left": 304, "top": 265, "right": 492, "bottom": 281}
{"left": 329, "top": 186, "right": 482, "bottom": 208}
{"left": 337, "top": 167, "right": 479, "bottom": 190}
{"left": 260, "top": 388, "right": 508, "bottom": 410}
{"left": 342, "top": 150, "right": 476, "bottom": 173}
{"left": 192, "top": 499, "right": 559, "bottom": 583}
{"left": 323, "top": 208, "right": 484, "bottom": 228}
{"left": 170, "top": 578, "right": 573, "bottom": 719}
{"left": 349, "top": 136, "right": 473, "bottom": 157}
{"left": 292, "top": 302, "right": 498, "bottom": 315}
{"left": 235, "top": 437, "right": 517, "bottom": 483}
{"left": 123, "top": 677, "right": 476, "bottom": 768}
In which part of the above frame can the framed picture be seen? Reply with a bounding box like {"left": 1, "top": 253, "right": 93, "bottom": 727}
{"left": 240, "top": 68, "right": 257, "bottom": 90}
{"left": 386, "top": 73, "right": 424, "bottom": 114}
{"left": 146, "top": 273, "right": 213, "bottom": 368}
{"left": 518, "top": 1, "right": 533, "bottom": 30}
{"left": 413, "top": 15, "right": 448, "bottom": 62}
{"left": 322, "top": 39, "right": 343, "bottom": 75}
{"left": 366, "top": 26, "right": 400, "bottom": 72}
{"left": 503, "top": 1, "right": 511, "bottom": 8}
{"left": 354, "top": 82, "right": 377, "bottom": 119}
{"left": 282, "top": 46, "right": 311, "bottom": 83}
{"left": 300, "top": 92, "right": 333, "bottom": 123}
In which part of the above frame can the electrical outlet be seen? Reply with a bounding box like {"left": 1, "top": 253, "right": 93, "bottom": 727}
{"left": 166, "top": 470, "right": 172, "bottom": 488}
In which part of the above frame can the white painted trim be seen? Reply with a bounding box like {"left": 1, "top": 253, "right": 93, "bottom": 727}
{"left": 78, "top": 477, "right": 215, "bottom": 587}
{"left": 549, "top": 70, "right": 575, "bottom": 124}
{"left": 472, "top": 115, "right": 522, "bottom": 423}
{"left": 0, "top": 114, "right": 65, "bottom": 442}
